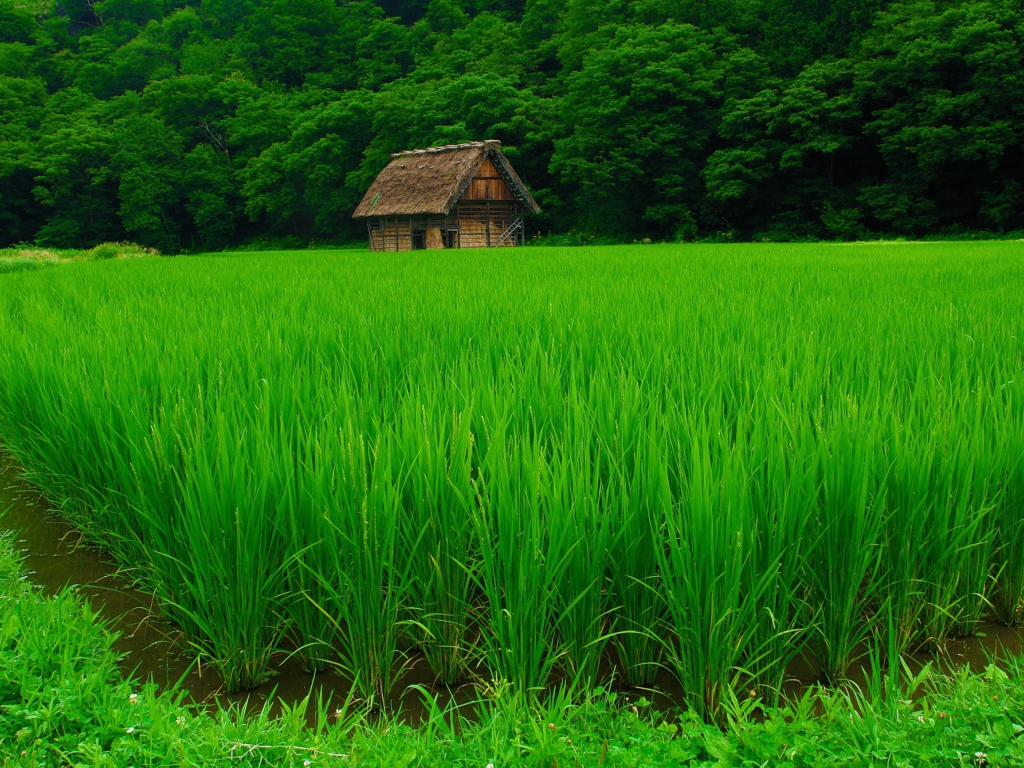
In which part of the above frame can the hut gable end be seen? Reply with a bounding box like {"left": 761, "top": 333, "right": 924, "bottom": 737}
{"left": 352, "top": 141, "right": 540, "bottom": 219}
{"left": 463, "top": 157, "right": 515, "bottom": 202}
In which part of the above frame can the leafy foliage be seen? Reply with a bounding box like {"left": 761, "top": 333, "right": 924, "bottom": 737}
{"left": 0, "top": 0, "right": 1021, "bottom": 249}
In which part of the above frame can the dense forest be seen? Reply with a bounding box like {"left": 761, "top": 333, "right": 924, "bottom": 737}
{"left": 1, "top": 0, "right": 1022, "bottom": 250}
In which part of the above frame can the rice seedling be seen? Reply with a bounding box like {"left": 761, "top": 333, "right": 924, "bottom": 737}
{"left": 395, "top": 397, "right": 477, "bottom": 685}
{"left": 308, "top": 422, "right": 415, "bottom": 709}
{"left": 469, "top": 426, "right": 577, "bottom": 696}
{"left": 284, "top": 447, "right": 337, "bottom": 673}
{"left": 146, "top": 411, "right": 293, "bottom": 692}
{"left": 656, "top": 420, "right": 769, "bottom": 724}
{"left": 993, "top": 445, "right": 1024, "bottom": 626}
{"left": 549, "top": 440, "right": 614, "bottom": 692}
{"left": 605, "top": 471, "right": 663, "bottom": 688}
{"left": 952, "top": 426, "right": 1000, "bottom": 638}
{"left": 809, "top": 407, "right": 887, "bottom": 683}
{"left": 743, "top": 411, "right": 818, "bottom": 701}
{"left": 601, "top": 377, "right": 664, "bottom": 688}
{"left": 914, "top": 441, "right": 992, "bottom": 651}
{"left": 0, "top": 242, "right": 1021, "bottom": 721}
{"left": 881, "top": 399, "right": 997, "bottom": 654}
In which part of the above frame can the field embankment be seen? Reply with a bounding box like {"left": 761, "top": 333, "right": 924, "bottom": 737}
{"left": 0, "top": 242, "right": 1021, "bottom": 725}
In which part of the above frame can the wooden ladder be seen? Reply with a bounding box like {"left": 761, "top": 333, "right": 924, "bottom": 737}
{"left": 493, "top": 218, "right": 523, "bottom": 247}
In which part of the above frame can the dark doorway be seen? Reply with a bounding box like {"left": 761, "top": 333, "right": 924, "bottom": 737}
{"left": 412, "top": 229, "right": 426, "bottom": 250}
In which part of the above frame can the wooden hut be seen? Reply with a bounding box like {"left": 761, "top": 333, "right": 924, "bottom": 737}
{"left": 352, "top": 140, "right": 540, "bottom": 250}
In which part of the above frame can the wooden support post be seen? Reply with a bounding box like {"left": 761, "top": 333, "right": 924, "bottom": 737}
{"left": 485, "top": 200, "right": 491, "bottom": 248}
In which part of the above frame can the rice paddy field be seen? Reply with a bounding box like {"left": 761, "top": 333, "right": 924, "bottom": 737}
{"left": 0, "top": 242, "right": 1022, "bottom": 725}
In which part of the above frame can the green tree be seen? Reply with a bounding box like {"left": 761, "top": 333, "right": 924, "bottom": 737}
{"left": 184, "top": 143, "right": 241, "bottom": 250}
{"left": 107, "top": 97, "right": 185, "bottom": 250}
{"left": 243, "top": 91, "right": 374, "bottom": 240}
{"left": 551, "top": 24, "right": 766, "bottom": 238}
{"left": 0, "top": 75, "right": 46, "bottom": 245}
{"left": 2, "top": 0, "right": 1022, "bottom": 248}
{"left": 239, "top": 0, "right": 369, "bottom": 88}
{"left": 855, "top": 0, "right": 1024, "bottom": 233}
{"left": 32, "top": 89, "right": 124, "bottom": 247}
{"left": 704, "top": 59, "right": 870, "bottom": 240}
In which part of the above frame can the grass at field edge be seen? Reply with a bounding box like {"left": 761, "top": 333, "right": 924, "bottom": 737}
{"left": 2, "top": 532, "right": 1023, "bottom": 767}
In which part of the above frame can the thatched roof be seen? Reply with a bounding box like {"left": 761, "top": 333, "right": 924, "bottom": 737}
{"left": 352, "top": 140, "right": 541, "bottom": 218}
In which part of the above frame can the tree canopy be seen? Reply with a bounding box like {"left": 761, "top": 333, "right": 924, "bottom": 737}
{"left": 1, "top": 0, "right": 1021, "bottom": 249}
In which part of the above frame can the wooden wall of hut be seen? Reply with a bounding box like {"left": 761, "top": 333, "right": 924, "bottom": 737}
{"left": 365, "top": 196, "right": 524, "bottom": 251}
{"left": 466, "top": 158, "right": 515, "bottom": 201}
{"left": 367, "top": 217, "right": 455, "bottom": 251}
{"left": 368, "top": 219, "right": 415, "bottom": 251}
{"left": 456, "top": 202, "right": 518, "bottom": 248}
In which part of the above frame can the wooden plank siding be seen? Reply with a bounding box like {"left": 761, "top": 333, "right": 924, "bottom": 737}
{"left": 465, "top": 158, "right": 515, "bottom": 201}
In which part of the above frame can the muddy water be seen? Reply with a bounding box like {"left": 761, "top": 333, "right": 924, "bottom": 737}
{"left": 2, "top": 451, "right": 1022, "bottom": 725}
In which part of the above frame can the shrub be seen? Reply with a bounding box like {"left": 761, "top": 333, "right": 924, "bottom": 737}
{"left": 85, "top": 242, "right": 160, "bottom": 260}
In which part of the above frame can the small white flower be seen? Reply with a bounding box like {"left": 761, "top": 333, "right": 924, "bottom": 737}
{"left": 129, "top": 693, "right": 139, "bottom": 704}
{"left": 175, "top": 716, "right": 185, "bottom": 725}
{"left": 917, "top": 715, "right": 925, "bottom": 723}
{"left": 486, "top": 764, "right": 495, "bottom": 768}
{"left": 126, "top": 727, "right": 135, "bottom": 734}
{"left": 303, "top": 761, "right": 312, "bottom": 767}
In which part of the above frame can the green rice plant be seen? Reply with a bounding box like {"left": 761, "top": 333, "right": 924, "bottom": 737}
{"left": 605, "top": 458, "right": 663, "bottom": 688}
{"left": 881, "top": 415, "right": 993, "bottom": 654}
{"left": 549, "top": 440, "right": 614, "bottom": 693}
{"left": 809, "top": 407, "right": 887, "bottom": 683}
{"left": 877, "top": 428, "right": 929, "bottom": 656}
{"left": 992, "top": 445, "right": 1024, "bottom": 626}
{"left": 951, "top": 416, "right": 1000, "bottom": 637}
{"left": 395, "top": 397, "right": 477, "bottom": 685}
{"left": 743, "top": 412, "right": 818, "bottom": 701}
{"left": 0, "top": 242, "right": 1022, "bottom": 705}
{"left": 848, "top": 605, "right": 933, "bottom": 725}
{"left": 469, "top": 426, "right": 576, "bottom": 696}
{"left": 309, "top": 422, "right": 415, "bottom": 709}
{"left": 139, "top": 411, "right": 292, "bottom": 692}
{"left": 656, "top": 423, "right": 775, "bottom": 724}
{"left": 600, "top": 380, "right": 664, "bottom": 688}
{"left": 284, "top": 439, "right": 336, "bottom": 673}
{"left": 917, "top": 444, "right": 991, "bottom": 649}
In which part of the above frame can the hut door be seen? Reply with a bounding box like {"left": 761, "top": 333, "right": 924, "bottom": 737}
{"left": 412, "top": 228, "right": 426, "bottom": 250}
